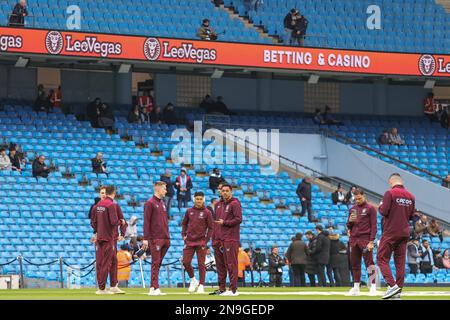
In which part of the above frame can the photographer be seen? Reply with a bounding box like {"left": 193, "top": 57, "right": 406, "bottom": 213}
{"left": 291, "top": 12, "right": 308, "bottom": 46}
{"left": 9, "top": 0, "right": 28, "bottom": 27}
{"left": 253, "top": 247, "right": 268, "bottom": 271}
{"left": 268, "top": 246, "right": 285, "bottom": 287}
{"left": 198, "top": 19, "right": 217, "bottom": 41}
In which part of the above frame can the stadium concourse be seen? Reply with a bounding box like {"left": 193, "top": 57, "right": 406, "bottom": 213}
{"left": 0, "top": 103, "right": 449, "bottom": 290}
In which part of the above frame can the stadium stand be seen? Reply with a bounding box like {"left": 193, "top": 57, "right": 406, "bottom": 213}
{"left": 226, "top": 0, "right": 450, "bottom": 52}
{"left": 0, "top": 103, "right": 449, "bottom": 287}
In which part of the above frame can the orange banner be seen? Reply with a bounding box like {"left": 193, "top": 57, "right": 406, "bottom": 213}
{"left": 0, "top": 27, "right": 449, "bottom": 78}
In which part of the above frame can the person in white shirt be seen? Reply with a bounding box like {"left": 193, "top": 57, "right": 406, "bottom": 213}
{"left": 0, "top": 148, "right": 12, "bottom": 170}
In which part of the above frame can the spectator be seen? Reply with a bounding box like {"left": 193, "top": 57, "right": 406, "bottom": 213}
{"left": 0, "top": 148, "right": 11, "bottom": 170}
{"left": 308, "top": 225, "right": 330, "bottom": 287}
{"left": 205, "top": 247, "right": 216, "bottom": 272}
{"left": 427, "top": 219, "right": 443, "bottom": 242}
{"left": 423, "top": 92, "right": 436, "bottom": 121}
{"left": 238, "top": 244, "right": 251, "bottom": 287}
{"left": 198, "top": 19, "right": 217, "bottom": 41}
{"left": 175, "top": 167, "right": 193, "bottom": 211}
{"left": 268, "top": 246, "right": 285, "bottom": 287}
{"left": 97, "top": 103, "right": 115, "bottom": 131}
{"left": 414, "top": 214, "right": 429, "bottom": 239}
{"left": 388, "top": 127, "right": 405, "bottom": 146}
{"left": 209, "top": 168, "right": 226, "bottom": 194}
{"left": 345, "top": 186, "right": 357, "bottom": 206}
{"left": 163, "top": 103, "right": 179, "bottom": 125}
{"left": 296, "top": 177, "right": 314, "bottom": 222}
{"left": 312, "top": 108, "right": 326, "bottom": 125}
{"left": 212, "top": 96, "right": 234, "bottom": 115}
{"left": 419, "top": 240, "right": 435, "bottom": 275}
{"left": 407, "top": 238, "right": 420, "bottom": 275}
{"left": 8, "top": 146, "right": 22, "bottom": 172}
{"left": 291, "top": 12, "right": 308, "bottom": 46}
{"left": 125, "top": 216, "right": 139, "bottom": 241}
{"left": 49, "top": 86, "right": 62, "bottom": 111}
{"left": 378, "top": 130, "right": 392, "bottom": 145}
{"left": 137, "top": 91, "right": 153, "bottom": 124}
{"left": 160, "top": 169, "right": 175, "bottom": 219}
{"left": 32, "top": 155, "right": 50, "bottom": 178}
{"left": 33, "top": 84, "right": 48, "bottom": 112}
{"left": 331, "top": 184, "right": 347, "bottom": 206}
{"left": 328, "top": 232, "right": 351, "bottom": 287}
{"left": 86, "top": 98, "right": 102, "bottom": 127}
{"left": 442, "top": 174, "right": 450, "bottom": 189}
{"left": 9, "top": 0, "right": 28, "bottom": 27}
{"left": 440, "top": 249, "right": 450, "bottom": 269}
{"left": 128, "top": 105, "right": 140, "bottom": 124}
{"left": 117, "top": 244, "right": 132, "bottom": 288}
{"left": 91, "top": 152, "right": 108, "bottom": 176}
{"left": 199, "top": 95, "right": 215, "bottom": 112}
{"left": 285, "top": 233, "right": 307, "bottom": 287}
{"left": 150, "top": 106, "right": 163, "bottom": 124}
{"left": 305, "top": 230, "right": 318, "bottom": 286}
{"left": 283, "top": 9, "right": 298, "bottom": 45}
{"left": 440, "top": 105, "right": 449, "bottom": 129}
{"left": 207, "top": 198, "right": 219, "bottom": 216}
{"left": 322, "top": 106, "right": 343, "bottom": 126}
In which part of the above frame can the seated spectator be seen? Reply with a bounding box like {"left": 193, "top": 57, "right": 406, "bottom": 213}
{"left": 0, "top": 148, "right": 12, "bottom": 170}
{"left": 9, "top": 0, "right": 28, "bottom": 27}
{"left": 414, "top": 214, "right": 429, "bottom": 239}
{"left": 33, "top": 84, "right": 49, "bottom": 113}
{"left": 312, "top": 108, "right": 326, "bottom": 125}
{"left": 423, "top": 92, "right": 436, "bottom": 121}
{"left": 442, "top": 174, "right": 450, "bottom": 189}
{"left": 291, "top": 11, "right": 308, "bottom": 46}
{"left": 427, "top": 219, "right": 443, "bottom": 242}
{"left": 199, "top": 95, "right": 215, "bottom": 112}
{"left": 150, "top": 106, "right": 163, "bottom": 124}
{"left": 441, "top": 249, "right": 450, "bottom": 269}
{"left": 91, "top": 152, "right": 108, "bottom": 176}
{"left": 378, "top": 130, "right": 391, "bottom": 145}
{"left": 331, "top": 184, "right": 347, "bottom": 206}
{"left": 97, "top": 103, "right": 115, "bottom": 131}
{"left": 209, "top": 168, "right": 226, "bottom": 194}
{"left": 198, "top": 19, "right": 217, "bottom": 41}
{"left": 439, "top": 105, "right": 449, "bottom": 129}
{"left": 32, "top": 155, "right": 50, "bottom": 178}
{"left": 86, "top": 97, "right": 102, "bottom": 128}
{"left": 388, "top": 127, "right": 405, "bottom": 146}
{"left": 322, "top": 106, "right": 343, "bottom": 126}
{"left": 344, "top": 185, "right": 357, "bottom": 206}
{"left": 128, "top": 105, "right": 140, "bottom": 124}
{"left": 9, "top": 146, "right": 22, "bottom": 172}
{"left": 163, "top": 103, "right": 179, "bottom": 125}
{"left": 208, "top": 96, "right": 234, "bottom": 115}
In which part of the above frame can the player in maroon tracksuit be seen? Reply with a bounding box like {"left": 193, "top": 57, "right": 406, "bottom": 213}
{"left": 109, "top": 203, "right": 127, "bottom": 293}
{"left": 142, "top": 181, "right": 170, "bottom": 296}
{"left": 181, "top": 191, "right": 213, "bottom": 294}
{"left": 215, "top": 184, "right": 243, "bottom": 296}
{"left": 346, "top": 189, "right": 378, "bottom": 296}
{"left": 376, "top": 174, "right": 415, "bottom": 299}
{"left": 90, "top": 186, "right": 120, "bottom": 294}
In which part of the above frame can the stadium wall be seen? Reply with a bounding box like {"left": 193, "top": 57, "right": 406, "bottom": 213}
{"left": 0, "top": 65, "right": 37, "bottom": 101}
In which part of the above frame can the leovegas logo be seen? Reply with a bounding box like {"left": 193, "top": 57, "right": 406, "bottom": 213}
{"left": 161, "top": 41, "right": 217, "bottom": 63}
{"left": 418, "top": 54, "right": 450, "bottom": 76}
{"left": 0, "top": 34, "right": 23, "bottom": 51}
{"left": 45, "top": 31, "right": 122, "bottom": 58}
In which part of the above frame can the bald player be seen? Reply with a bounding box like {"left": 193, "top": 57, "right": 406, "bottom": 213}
{"left": 215, "top": 184, "right": 243, "bottom": 296}
{"left": 142, "top": 181, "right": 170, "bottom": 296}
{"left": 181, "top": 191, "right": 213, "bottom": 294}
{"left": 377, "top": 173, "right": 415, "bottom": 300}
{"left": 90, "top": 185, "right": 121, "bottom": 294}
{"left": 346, "top": 189, "right": 378, "bottom": 296}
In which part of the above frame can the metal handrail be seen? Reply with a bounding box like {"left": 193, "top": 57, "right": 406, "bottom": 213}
{"left": 7, "top": 13, "right": 35, "bottom": 28}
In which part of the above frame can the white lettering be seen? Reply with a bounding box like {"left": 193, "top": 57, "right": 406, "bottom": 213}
{"left": 366, "top": 5, "right": 382, "bottom": 30}
{"left": 66, "top": 5, "right": 81, "bottom": 30}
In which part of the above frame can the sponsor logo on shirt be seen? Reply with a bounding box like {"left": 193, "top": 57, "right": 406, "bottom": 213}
{"left": 396, "top": 198, "right": 413, "bottom": 206}
{"left": 361, "top": 208, "right": 367, "bottom": 216}
{"left": 156, "top": 245, "right": 161, "bottom": 251}
{"left": 199, "top": 212, "right": 204, "bottom": 218}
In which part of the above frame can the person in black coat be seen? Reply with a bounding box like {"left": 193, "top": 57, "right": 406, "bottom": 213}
{"left": 32, "top": 155, "right": 50, "bottom": 178}
{"left": 327, "top": 232, "right": 351, "bottom": 287}
{"left": 306, "top": 226, "right": 330, "bottom": 287}
{"left": 268, "top": 246, "right": 285, "bottom": 287}
{"left": 175, "top": 167, "right": 193, "bottom": 210}
{"left": 331, "top": 184, "right": 347, "bottom": 206}
{"left": 128, "top": 105, "right": 140, "bottom": 124}
{"left": 86, "top": 98, "right": 102, "bottom": 128}
{"left": 97, "top": 103, "right": 115, "bottom": 130}
{"left": 160, "top": 169, "right": 175, "bottom": 219}
{"left": 163, "top": 103, "right": 179, "bottom": 125}
{"left": 33, "top": 84, "right": 49, "bottom": 112}
{"left": 291, "top": 13, "right": 308, "bottom": 46}
{"left": 150, "top": 106, "right": 163, "bottom": 124}
{"left": 9, "top": 0, "right": 28, "bottom": 27}
{"left": 9, "top": 146, "right": 22, "bottom": 172}
{"left": 209, "top": 168, "right": 226, "bottom": 194}
{"left": 285, "top": 233, "right": 308, "bottom": 287}
{"left": 296, "top": 177, "right": 314, "bottom": 222}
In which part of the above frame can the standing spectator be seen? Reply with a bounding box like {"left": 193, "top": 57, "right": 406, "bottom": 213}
{"left": 238, "top": 244, "right": 251, "bottom": 287}
{"left": 283, "top": 9, "right": 298, "bottom": 45}
{"left": 209, "top": 168, "right": 226, "bottom": 194}
{"left": 322, "top": 106, "right": 343, "bottom": 125}
{"left": 427, "top": 219, "right": 443, "bottom": 242}
{"left": 0, "top": 148, "right": 11, "bottom": 170}
{"left": 125, "top": 216, "right": 139, "bottom": 241}
{"left": 345, "top": 186, "right": 357, "bottom": 206}
{"left": 419, "top": 240, "right": 435, "bottom": 275}
{"left": 331, "top": 184, "right": 347, "bottom": 206}
{"left": 86, "top": 98, "right": 102, "bottom": 128}
{"left": 198, "top": 19, "right": 217, "bottom": 41}
{"left": 175, "top": 167, "right": 193, "bottom": 211}
{"left": 414, "top": 214, "right": 429, "bottom": 239}
{"left": 440, "top": 105, "right": 450, "bottom": 129}
{"left": 407, "top": 238, "right": 420, "bottom": 275}
{"left": 137, "top": 91, "right": 153, "bottom": 124}
{"left": 306, "top": 226, "right": 330, "bottom": 287}
{"left": 207, "top": 198, "right": 219, "bottom": 216}
{"left": 9, "top": 0, "right": 28, "bottom": 27}
{"left": 328, "top": 232, "right": 351, "bottom": 287}
{"left": 291, "top": 12, "right": 308, "bottom": 46}
{"left": 33, "top": 84, "right": 48, "bottom": 112}
{"left": 32, "top": 155, "right": 50, "bottom": 178}
{"left": 388, "top": 128, "right": 405, "bottom": 146}
{"left": 268, "top": 246, "right": 285, "bottom": 287}
{"left": 442, "top": 174, "right": 450, "bottom": 188}
{"left": 285, "top": 233, "right": 307, "bottom": 287}
{"left": 128, "top": 105, "right": 140, "bottom": 124}
{"left": 378, "top": 130, "right": 392, "bottom": 145}
{"left": 305, "top": 231, "right": 318, "bottom": 286}
{"left": 296, "top": 177, "right": 314, "bottom": 222}
{"left": 440, "top": 249, "right": 450, "bottom": 269}
{"left": 163, "top": 103, "right": 179, "bottom": 125}
{"left": 49, "top": 86, "right": 62, "bottom": 110}
{"left": 91, "top": 152, "right": 108, "bottom": 176}
{"left": 117, "top": 244, "right": 132, "bottom": 288}
{"left": 160, "top": 169, "right": 175, "bottom": 219}
{"left": 312, "top": 108, "right": 326, "bottom": 125}
{"left": 423, "top": 92, "right": 436, "bottom": 121}
{"left": 8, "top": 146, "right": 22, "bottom": 172}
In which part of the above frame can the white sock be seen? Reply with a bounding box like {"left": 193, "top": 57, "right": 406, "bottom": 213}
{"left": 191, "top": 277, "right": 196, "bottom": 282}
{"left": 371, "top": 283, "right": 377, "bottom": 290}
{"left": 353, "top": 283, "right": 360, "bottom": 289}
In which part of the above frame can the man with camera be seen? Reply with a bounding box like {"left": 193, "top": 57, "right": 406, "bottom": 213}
{"left": 268, "top": 246, "right": 285, "bottom": 287}
{"left": 198, "top": 19, "right": 218, "bottom": 41}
